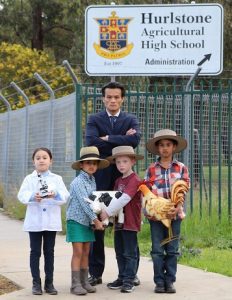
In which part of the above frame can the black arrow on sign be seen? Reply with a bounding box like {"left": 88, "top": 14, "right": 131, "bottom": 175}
{"left": 197, "top": 54, "right": 212, "bottom": 66}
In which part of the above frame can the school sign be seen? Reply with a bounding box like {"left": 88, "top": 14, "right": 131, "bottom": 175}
{"left": 85, "top": 4, "right": 223, "bottom": 76}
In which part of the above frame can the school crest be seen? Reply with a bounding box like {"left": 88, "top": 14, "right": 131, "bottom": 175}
{"left": 93, "top": 11, "right": 133, "bottom": 59}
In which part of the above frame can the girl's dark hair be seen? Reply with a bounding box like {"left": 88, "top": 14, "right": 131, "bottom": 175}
{"left": 155, "top": 139, "right": 178, "bottom": 146}
{"left": 32, "top": 147, "right": 53, "bottom": 160}
{"left": 101, "top": 81, "right": 125, "bottom": 98}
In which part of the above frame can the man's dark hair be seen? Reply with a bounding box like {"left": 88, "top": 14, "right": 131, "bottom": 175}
{"left": 101, "top": 81, "right": 125, "bottom": 98}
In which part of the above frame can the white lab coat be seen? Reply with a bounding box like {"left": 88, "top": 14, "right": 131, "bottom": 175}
{"left": 18, "top": 170, "right": 69, "bottom": 232}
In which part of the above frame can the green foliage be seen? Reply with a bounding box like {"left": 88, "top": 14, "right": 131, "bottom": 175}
{"left": 0, "top": 0, "right": 230, "bottom": 82}
{"left": 61, "top": 206, "right": 67, "bottom": 235}
{"left": 0, "top": 42, "right": 77, "bottom": 111}
{"left": 180, "top": 248, "right": 232, "bottom": 277}
{"left": 181, "top": 207, "right": 232, "bottom": 249}
{"left": 0, "top": 0, "right": 75, "bottom": 61}
{"left": 104, "top": 206, "right": 232, "bottom": 277}
{"left": 3, "top": 198, "right": 26, "bottom": 220}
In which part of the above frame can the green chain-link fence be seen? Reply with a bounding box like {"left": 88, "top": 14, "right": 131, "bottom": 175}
{"left": 76, "top": 79, "right": 232, "bottom": 219}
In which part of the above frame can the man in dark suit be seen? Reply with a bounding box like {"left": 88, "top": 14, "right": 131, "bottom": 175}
{"left": 85, "top": 81, "right": 141, "bottom": 286}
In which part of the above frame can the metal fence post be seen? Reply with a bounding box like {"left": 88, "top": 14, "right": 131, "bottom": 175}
{"left": 62, "top": 60, "right": 79, "bottom": 89}
{"left": 0, "top": 93, "right": 11, "bottom": 111}
{"left": 34, "top": 73, "right": 55, "bottom": 100}
{"left": 10, "top": 82, "right": 30, "bottom": 105}
{"left": 76, "top": 84, "right": 83, "bottom": 171}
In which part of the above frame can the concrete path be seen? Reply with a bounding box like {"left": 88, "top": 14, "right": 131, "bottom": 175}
{"left": 0, "top": 212, "right": 231, "bottom": 300}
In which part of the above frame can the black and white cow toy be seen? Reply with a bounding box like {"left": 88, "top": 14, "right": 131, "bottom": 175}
{"left": 85, "top": 191, "right": 124, "bottom": 228}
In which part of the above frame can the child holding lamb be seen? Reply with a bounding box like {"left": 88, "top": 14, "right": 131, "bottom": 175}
{"left": 100, "top": 146, "right": 144, "bottom": 293}
{"left": 66, "top": 146, "right": 109, "bottom": 295}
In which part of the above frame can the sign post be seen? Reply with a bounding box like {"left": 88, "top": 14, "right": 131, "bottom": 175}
{"left": 85, "top": 4, "right": 223, "bottom": 76}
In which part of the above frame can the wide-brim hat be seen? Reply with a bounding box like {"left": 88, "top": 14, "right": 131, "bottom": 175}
{"left": 146, "top": 129, "right": 187, "bottom": 155}
{"left": 106, "top": 146, "right": 144, "bottom": 163}
{"left": 72, "top": 146, "right": 110, "bottom": 170}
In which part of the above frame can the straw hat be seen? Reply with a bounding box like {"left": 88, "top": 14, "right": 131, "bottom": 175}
{"left": 72, "top": 146, "right": 110, "bottom": 170}
{"left": 106, "top": 146, "right": 144, "bottom": 163}
{"left": 146, "top": 129, "right": 187, "bottom": 155}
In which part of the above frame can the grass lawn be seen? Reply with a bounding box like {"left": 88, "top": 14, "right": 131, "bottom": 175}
{"left": 180, "top": 247, "right": 232, "bottom": 277}
{"left": 105, "top": 213, "right": 232, "bottom": 278}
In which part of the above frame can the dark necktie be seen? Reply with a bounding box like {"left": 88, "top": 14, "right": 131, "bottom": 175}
{"left": 109, "top": 116, "right": 117, "bottom": 128}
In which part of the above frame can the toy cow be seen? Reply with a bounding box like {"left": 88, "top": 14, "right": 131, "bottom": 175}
{"left": 85, "top": 191, "right": 124, "bottom": 227}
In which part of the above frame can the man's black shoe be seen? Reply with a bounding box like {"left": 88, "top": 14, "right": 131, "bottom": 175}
{"left": 154, "top": 283, "right": 165, "bottom": 293}
{"left": 88, "top": 275, "right": 102, "bottom": 286}
{"left": 166, "top": 282, "right": 176, "bottom": 293}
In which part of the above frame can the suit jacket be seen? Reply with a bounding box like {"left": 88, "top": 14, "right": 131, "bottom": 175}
{"left": 85, "top": 110, "right": 141, "bottom": 190}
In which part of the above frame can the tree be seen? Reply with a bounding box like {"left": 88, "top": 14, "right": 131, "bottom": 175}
{"left": 31, "top": 0, "right": 43, "bottom": 50}
{"left": 0, "top": 0, "right": 231, "bottom": 83}
{"left": 0, "top": 43, "right": 74, "bottom": 111}
{"left": 0, "top": 0, "right": 75, "bottom": 61}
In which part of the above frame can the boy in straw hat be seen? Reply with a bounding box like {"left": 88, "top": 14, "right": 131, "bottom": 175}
{"left": 100, "top": 145, "right": 144, "bottom": 293}
{"left": 66, "top": 146, "right": 109, "bottom": 295}
{"left": 144, "top": 129, "right": 190, "bottom": 294}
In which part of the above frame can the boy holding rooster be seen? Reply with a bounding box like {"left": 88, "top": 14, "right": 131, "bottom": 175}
{"left": 143, "top": 129, "right": 190, "bottom": 294}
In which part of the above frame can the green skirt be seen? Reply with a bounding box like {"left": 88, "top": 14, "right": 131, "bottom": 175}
{"left": 66, "top": 220, "right": 95, "bottom": 242}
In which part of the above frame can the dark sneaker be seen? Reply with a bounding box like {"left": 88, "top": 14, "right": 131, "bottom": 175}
{"left": 166, "top": 282, "right": 176, "bottom": 293}
{"left": 88, "top": 275, "right": 102, "bottom": 286}
{"left": 107, "top": 279, "right": 123, "bottom": 290}
{"left": 154, "top": 283, "right": 165, "bottom": 293}
{"left": 121, "top": 283, "right": 135, "bottom": 293}
{"left": 133, "top": 275, "right": 140, "bottom": 286}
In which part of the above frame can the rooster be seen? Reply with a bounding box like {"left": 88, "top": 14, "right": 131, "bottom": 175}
{"left": 139, "top": 180, "right": 189, "bottom": 245}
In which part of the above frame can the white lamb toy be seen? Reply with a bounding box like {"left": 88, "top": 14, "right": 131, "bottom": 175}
{"left": 85, "top": 191, "right": 124, "bottom": 227}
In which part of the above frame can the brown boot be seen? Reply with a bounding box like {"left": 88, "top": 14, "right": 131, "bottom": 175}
{"left": 80, "top": 269, "right": 96, "bottom": 293}
{"left": 70, "top": 271, "right": 87, "bottom": 295}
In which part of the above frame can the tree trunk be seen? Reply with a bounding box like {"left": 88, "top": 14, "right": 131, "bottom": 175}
{"left": 31, "top": 2, "right": 43, "bottom": 50}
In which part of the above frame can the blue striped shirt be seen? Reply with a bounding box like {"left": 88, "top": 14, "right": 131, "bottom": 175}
{"left": 66, "top": 170, "right": 97, "bottom": 226}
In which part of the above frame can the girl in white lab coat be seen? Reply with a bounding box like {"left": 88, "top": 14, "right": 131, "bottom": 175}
{"left": 18, "top": 147, "right": 69, "bottom": 295}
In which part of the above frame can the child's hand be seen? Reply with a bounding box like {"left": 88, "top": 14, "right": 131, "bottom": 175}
{"left": 35, "top": 192, "right": 42, "bottom": 202}
{"left": 100, "top": 210, "right": 109, "bottom": 221}
{"left": 93, "top": 219, "right": 104, "bottom": 231}
{"left": 146, "top": 215, "right": 158, "bottom": 221}
{"left": 46, "top": 191, "right": 56, "bottom": 198}
{"left": 167, "top": 207, "right": 178, "bottom": 219}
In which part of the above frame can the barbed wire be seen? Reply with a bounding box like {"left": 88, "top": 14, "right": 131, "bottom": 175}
{"left": 0, "top": 59, "right": 231, "bottom": 111}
